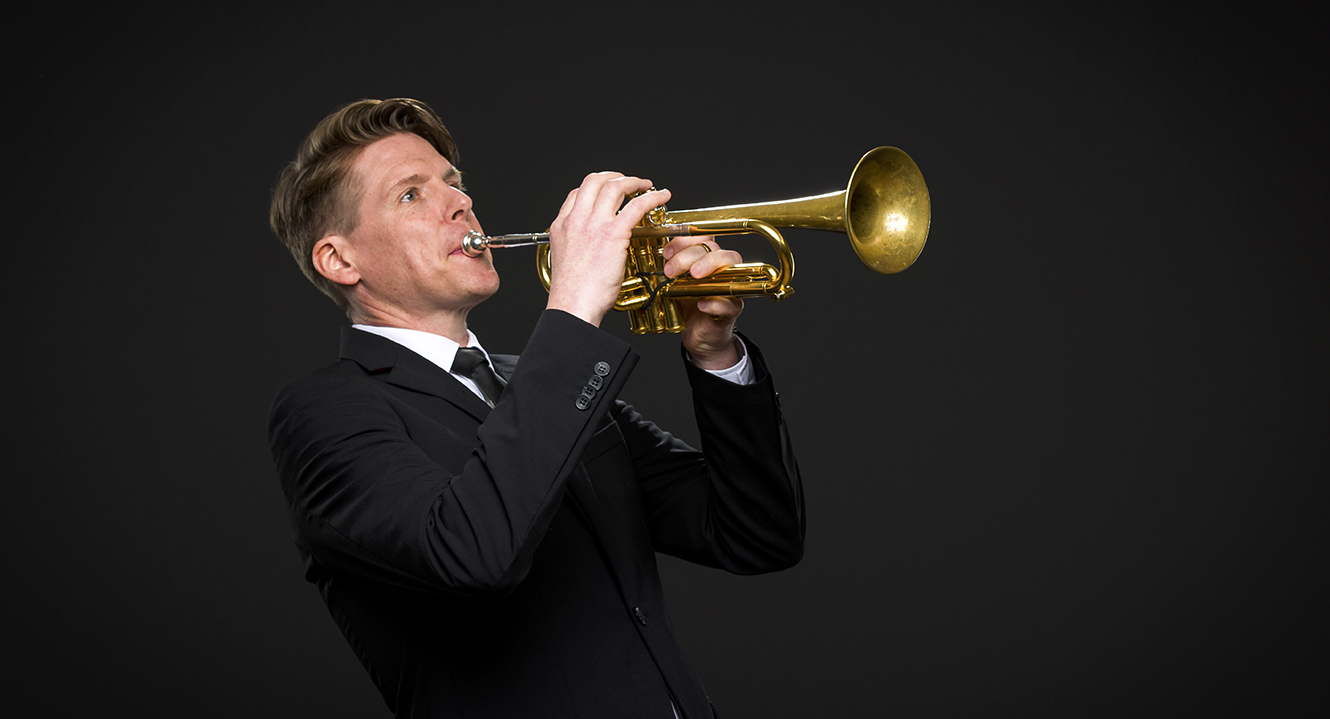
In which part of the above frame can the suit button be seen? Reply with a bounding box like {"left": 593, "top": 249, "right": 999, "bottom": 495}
{"left": 575, "top": 395, "right": 592, "bottom": 411}
{"left": 594, "top": 361, "right": 610, "bottom": 376}
{"left": 587, "top": 374, "right": 603, "bottom": 390}
{"left": 634, "top": 607, "right": 648, "bottom": 625}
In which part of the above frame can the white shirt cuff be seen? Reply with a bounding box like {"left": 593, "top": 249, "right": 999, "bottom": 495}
{"left": 692, "top": 337, "right": 754, "bottom": 385}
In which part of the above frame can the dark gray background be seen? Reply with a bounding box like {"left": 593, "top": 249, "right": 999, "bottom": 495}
{"left": 11, "top": 2, "right": 1324, "bottom": 716}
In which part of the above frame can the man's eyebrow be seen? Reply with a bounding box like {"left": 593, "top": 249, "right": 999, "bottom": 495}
{"left": 388, "top": 169, "right": 464, "bottom": 191}
{"left": 388, "top": 173, "right": 431, "bottom": 192}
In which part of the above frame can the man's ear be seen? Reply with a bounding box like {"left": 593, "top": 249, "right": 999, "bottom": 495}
{"left": 312, "top": 235, "right": 361, "bottom": 287}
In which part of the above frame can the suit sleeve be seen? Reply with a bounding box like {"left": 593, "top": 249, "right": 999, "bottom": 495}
{"left": 268, "top": 310, "right": 637, "bottom": 599}
{"left": 614, "top": 333, "right": 805, "bottom": 574}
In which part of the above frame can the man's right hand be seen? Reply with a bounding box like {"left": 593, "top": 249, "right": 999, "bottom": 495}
{"left": 544, "top": 173, "right": 670, "bottom": 327}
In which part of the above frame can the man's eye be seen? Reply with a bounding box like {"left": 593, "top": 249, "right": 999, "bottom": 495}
{"left": 401, "top": 189, "right": 418, "bottom": 203}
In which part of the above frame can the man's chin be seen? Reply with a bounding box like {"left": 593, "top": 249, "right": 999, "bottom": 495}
{"left": 469, "top": 274, "right": 501, "bottom": 305}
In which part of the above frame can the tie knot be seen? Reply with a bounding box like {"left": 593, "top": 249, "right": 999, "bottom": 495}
{"left": 451, "top": 346, "right": 488, "bottom": 378}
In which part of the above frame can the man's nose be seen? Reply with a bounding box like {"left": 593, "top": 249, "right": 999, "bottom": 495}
{"left": 446, "top": 188, "right": 472, "bottom": 223}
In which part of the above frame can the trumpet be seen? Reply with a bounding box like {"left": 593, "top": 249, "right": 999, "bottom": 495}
{"left": 463, "top": 147, "right": 930, "bottom": 334}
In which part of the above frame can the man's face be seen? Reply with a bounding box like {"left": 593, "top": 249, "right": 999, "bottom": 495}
{"left": 340, "top": 132, "right": 499, "bottom": 321}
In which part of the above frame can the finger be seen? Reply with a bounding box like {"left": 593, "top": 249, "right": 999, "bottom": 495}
{"left": 665, "top": 244, "right": 743, "bottom": 279}
{"left": 662, "top": 234, "right": 714, "bottom": 262}
{"left": 662, "top": 240, "right": 716, "bottom": 278}
{"left": 613, "top": 185, "right": 671, "bottom": 230}
{"left": 689, "top": 248, "right": 743, "bottom": 278}
{"left": 694, "top": 296, "right": 743, "bottom": 320}
{"left": 609, "top": 186, "right": 675, "bottom": 236}
{"left": 552, "top": 187, "right": 580, "bottom": 224}
{"left": 591, "top": 176, "right": 654, "bottom": 222}
{"left": 662, "top": 241, "right": 709, "bottom": 278}
{"left": 568, "top": 171, "right": 622, "bottom": 220}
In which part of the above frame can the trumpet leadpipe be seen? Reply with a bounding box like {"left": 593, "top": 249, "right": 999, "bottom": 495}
{"left": 461, "top": 225, "right": 709, "bottom": 258}
{"left": 461, "top": 230, "right": 548, "bottom": 256}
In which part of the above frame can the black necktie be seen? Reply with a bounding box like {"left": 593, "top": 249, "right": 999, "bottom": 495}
{"left": 451, "top": 347, "right": 506, "bottom": 408}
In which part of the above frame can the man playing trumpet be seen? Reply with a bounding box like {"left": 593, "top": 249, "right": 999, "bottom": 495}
{"left": 268, "top": 97, "right": 804, "bottom": 718}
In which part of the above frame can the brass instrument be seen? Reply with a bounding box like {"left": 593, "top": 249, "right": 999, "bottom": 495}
{"left": 462, "top": 146, "right": 930, "bottom": 334}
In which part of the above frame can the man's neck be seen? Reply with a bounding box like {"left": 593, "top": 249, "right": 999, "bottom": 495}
{"left": 351, "top": 306, "right": 471, "bottom": 346}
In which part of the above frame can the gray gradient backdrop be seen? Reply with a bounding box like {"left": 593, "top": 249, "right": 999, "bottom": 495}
{"left": 11, "top": 2, "right": 1324, "bottom": 716}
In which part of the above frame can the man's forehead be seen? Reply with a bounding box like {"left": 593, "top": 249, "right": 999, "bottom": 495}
{"left": 357, "top": 133, "right": 454, "bottom": 187}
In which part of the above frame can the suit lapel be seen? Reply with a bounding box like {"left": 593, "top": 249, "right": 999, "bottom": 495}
{"left": 339, "top": 326, "right": 492, "bottom": 422}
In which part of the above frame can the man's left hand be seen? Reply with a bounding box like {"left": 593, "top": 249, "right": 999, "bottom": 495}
{"left": 662, "top": 235, "right": 745, "bottom": 370}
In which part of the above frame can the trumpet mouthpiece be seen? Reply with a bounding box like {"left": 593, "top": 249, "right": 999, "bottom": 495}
{"left": 462, "top": 230, "right": 489, "bottom": 257}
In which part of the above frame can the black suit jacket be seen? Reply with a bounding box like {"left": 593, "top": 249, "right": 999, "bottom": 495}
{"left": 269, "top": 310, "right": 804, "bottom": 718}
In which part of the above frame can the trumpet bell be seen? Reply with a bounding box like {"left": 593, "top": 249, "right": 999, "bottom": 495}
{"left": 846, "top": 146, "right": 931, "bottom": 274}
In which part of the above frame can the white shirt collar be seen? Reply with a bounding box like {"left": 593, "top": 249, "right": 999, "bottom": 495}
{"left": 351, "top": 324, "right": 492, "bottom": 376}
